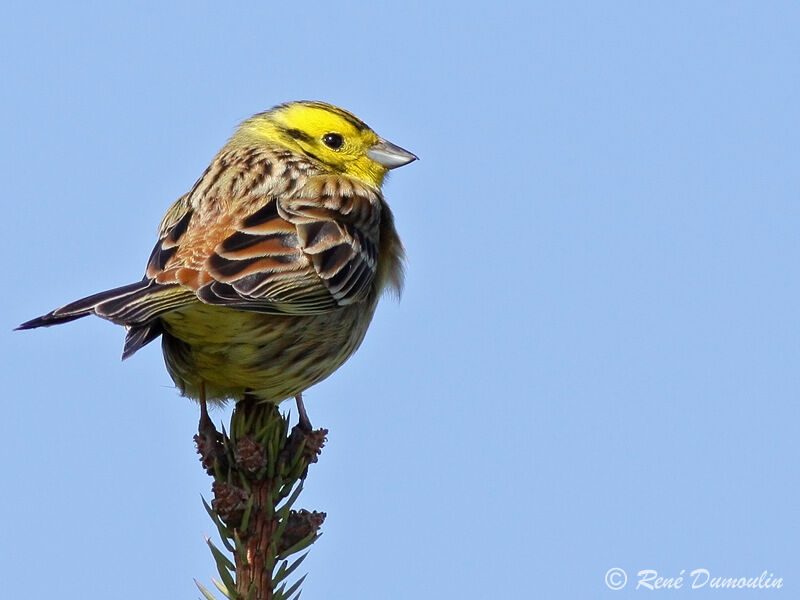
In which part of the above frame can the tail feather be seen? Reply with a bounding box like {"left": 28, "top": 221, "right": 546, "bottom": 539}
{"left": 16, "top": 280, "right": 195, "bottom": 359}
{"left": 123, "top": 322, "right": 165, "bottom": 360}
{"left": 97, "top": 283, "right": 194, "bottom": 324}
{"left": 16, "top": 312, "right": 86, "bottom": 330}
{"left": 16, "top": 281, "right": 155, "bottom": 330}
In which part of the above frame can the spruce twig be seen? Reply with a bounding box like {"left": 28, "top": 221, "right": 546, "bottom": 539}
{"left": 194, "top": 399, "right": 327, "bottom": 600}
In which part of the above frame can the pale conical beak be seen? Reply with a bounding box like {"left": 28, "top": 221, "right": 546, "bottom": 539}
{"left": 367, "top": 138, "right": 418, "bottom": 169}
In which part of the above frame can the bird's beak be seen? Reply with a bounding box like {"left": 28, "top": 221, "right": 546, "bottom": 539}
{"left": 367, "top": 138, "right": 418, "bottom": 169}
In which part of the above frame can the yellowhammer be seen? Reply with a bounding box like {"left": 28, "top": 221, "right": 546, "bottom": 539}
{"left": 18, "top": 101, "right": 416, "bottom": 427}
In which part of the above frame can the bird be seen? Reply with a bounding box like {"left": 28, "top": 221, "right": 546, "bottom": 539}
{"left": 17, "top": 101, "right": 417, "bottom": 429}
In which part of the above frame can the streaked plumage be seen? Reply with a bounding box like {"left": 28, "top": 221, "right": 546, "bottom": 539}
{"left": 18, "top": 101, "right": 416, "bottom": 406}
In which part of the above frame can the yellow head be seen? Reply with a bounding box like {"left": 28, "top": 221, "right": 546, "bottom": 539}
{"left": 235, "top": 101, "right": 417, "bottom": 188}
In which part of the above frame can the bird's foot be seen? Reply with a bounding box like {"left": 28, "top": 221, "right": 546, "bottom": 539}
{"left": 195, "top": 396, "right": 226, "bottom": 474}
{"left": 295, "top": 393, "right": 312, "bottom": 432}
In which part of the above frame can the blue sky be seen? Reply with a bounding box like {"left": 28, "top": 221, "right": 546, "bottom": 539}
{"left": 2, "top": 2, "right": 798, "bottom": 598}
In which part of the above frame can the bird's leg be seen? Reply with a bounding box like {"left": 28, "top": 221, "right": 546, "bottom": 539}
{"left": 198, "top": 381, "right": 214, "bottom": 436}
{"left": 295, "top": 393, "right": 312, "bottom": 432}
{"left": 195, "top": 381, "right": 224, "bottom": 473}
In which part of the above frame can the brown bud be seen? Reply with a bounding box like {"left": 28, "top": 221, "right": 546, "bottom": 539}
{"left": 211, "top": 481, "right": 249, "bottom": 527}
{"left": 235, "top": 435, "right": 267, "bottom": 475}
{"left": 302, "top": 428, "right": 328, "bottom": 464}
{"left": 278, "top": 509, "right": 327, "bottom": 554}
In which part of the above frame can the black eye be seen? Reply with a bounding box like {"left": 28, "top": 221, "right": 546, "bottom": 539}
{"left": 322, "top": 132, "right": 344, "bottom": 150}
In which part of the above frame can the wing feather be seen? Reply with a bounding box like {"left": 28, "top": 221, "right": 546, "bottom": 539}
{"left": 145, "top": 149, "right": 383, "bottom": 315}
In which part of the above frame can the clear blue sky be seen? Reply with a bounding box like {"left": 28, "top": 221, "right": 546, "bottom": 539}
{"left": 2, "top": 2, "right": 798, "bottom": 597}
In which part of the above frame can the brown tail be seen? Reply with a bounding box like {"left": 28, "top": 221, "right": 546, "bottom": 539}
{"left": 16, "top": 280, "right": 156, "bottom": 330}
{"left": 16, "top": 279, "right": 192, "bottom": 358}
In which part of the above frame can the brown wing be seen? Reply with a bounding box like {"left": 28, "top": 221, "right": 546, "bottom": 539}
{"left": 146, "top": 149, "right": 383, "bottom": 316}
{"left": 198, "top": 175, "right": 382, "bottom": 314}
